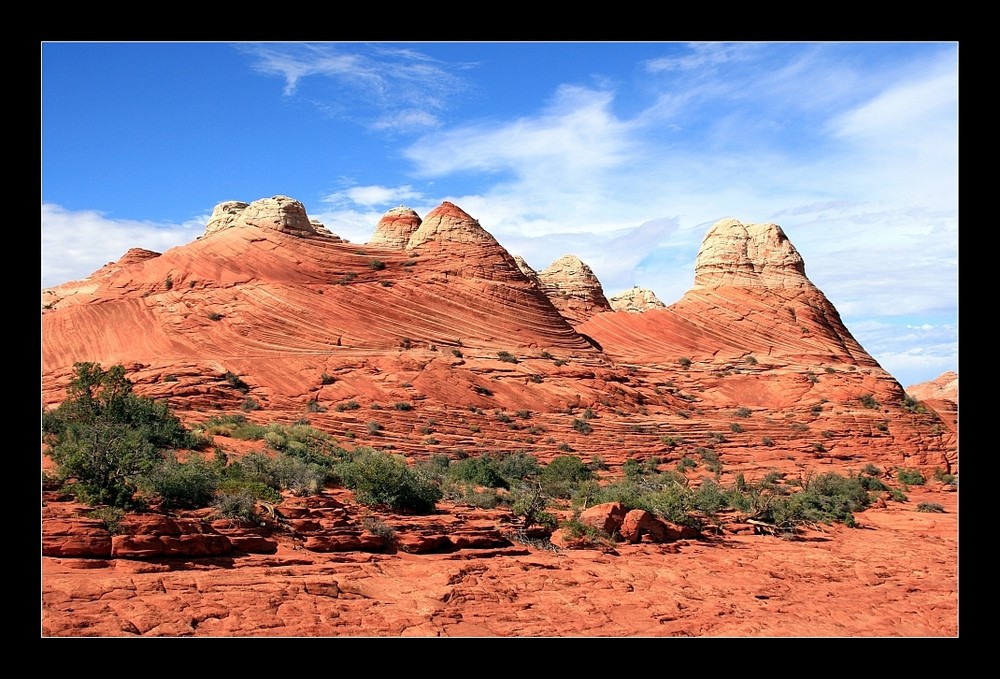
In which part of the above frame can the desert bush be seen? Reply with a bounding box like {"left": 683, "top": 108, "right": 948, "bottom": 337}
{"left": 730, "top": 423, "right": 744, "bottom": 434}
{"left": 86, "top": 507, "right": 126, "bottom": 535}
{"left": 677, "top": 456, "right": 698, "bottom": 472}
{"left": 916, "top": 502, "right": 945, "bottom": 513}
{"left": 896, "top": 467, "right": 926, "bottom": 486}
{"left": 509, "top": 481, "right": 556, "bottom": 529}
{"left": 539, "top": 455, "right": 593, "bottom": 498}
{"left": 368, "top": 259, "right": 386, "bottom": 271}
{"left": 43, "top": 362, "right": 195, "bottom": 509}
{"left": 859, "top": 393, "right": 880, "bottom": 410}
{"left": 572, "top": 418, "right": 593, "bottom": 435}
{"left": 932, "top": 467, "right": 957, "bottom": 485}
{"left": 367, "top": 421, "right": 383, "bottom": 436}
{"left": 446, "top": 453, "right": 509, "bottom": 489}
{"left": 677, "top": 357, "right": 692, "bottom": 369}
{"left": 337, "top": 449, "right": 441, "bottom": 512}
{"left": 393, "top": 402, "right": 413, "bottom": 411}
{"left": 734, "top": 407, "right": 752, "bottom": 418}
{"left": 139, "top": 453, "right": 220, "bottom": 509}
{"left": 497, "top": 351, "right": 519, "bottom": 363}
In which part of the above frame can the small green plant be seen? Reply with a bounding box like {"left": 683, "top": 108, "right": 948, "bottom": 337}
{"left": 761, "top": 436, "right": 774, "bottom": 447}
{"left": 678, "top": 357, "right": 692, "bottom": 369}
{"left": 473, "top": 385, "right": 492, "bottom": 397}
{"left": 223, "top": 371, "right": 248, "bottom": 392}
{"left": 859, "top": 393, "right": 880, "bottom": 410}
{"left": 497, "top": 351, "right": 519, "bottom": 364}
{"left": 730, "top": 423, "right": 744, "bottom": 433}
{"left": 677, "top": 456, "right": 698, "bottom": 472}
{"left": 554, "top": 359, "right": 567, "bottom": 367}
{"left": 87, "top": 507, "right": 126, "bottom": 535}
{"left": 735, "top": 407, "right": 752, "bottom": 418}
{"left": 368, "top": 259, "right": 386, "bottom": 270}
{"left": 745, "top": 355, "right": 758, "bottom": 365}
{"left": 393, "top": 402, "right": 413, "bottom": 411}
{"left": 361, "top": 516, "right": 397, "bottom": 543}
{"left": 557, "top": 442, "right": 574, "bottom": 452}
{"left": 321, "top": 373, "right": 336, "bottom": 385}
{"left": 380, "top": 280, "right": 393, "bottom": 287}
{"left": 451, "top": 348, "right": 464, "bottom": 358}
{"left": 306, "top": 399, "right": 326, "bottom": 413}
{"left": 932, "top": 467, "right": 957, "bottom": 485}
{"left": 572, "top": 418, "right": 592, "bottom": 435}
{"left": 540, "top": 351, "right": 553, "bottom": 359}
{"left": 902, "top": 395, "right": 926, "bottom": 414}
{"left": 208, "top": 312, "right": 224, "bottom": 321}
{"left": 367, "top": 421, "right": 383, "bottom": 436}
{"left": 241, "top": 397, "right": 260, "bottom": 412}
{"left": 896, "top": 468, "right": 926, "bottom": 486}
{"left": 335, "top": 400, "right": 360, "bottom": 412}
{"left": 916, "top": 502, "right": 945, "bottom": 513}
{"left": 529, "top": 374, "right": 543, "bottom": 384}
{"left": 875, "top": 420, "right": 889, "bottom": 432}
{"left": 399, "top": 337, "right": 412, "bottom": 350}
{"left": 163, "top": 374, "right": 178, "bottom": 382}
{"left": 164, "top": 274, "right": 173, "bottom": 290}
{"left": 710, "top": 432, "right": 727, "bottom": 443}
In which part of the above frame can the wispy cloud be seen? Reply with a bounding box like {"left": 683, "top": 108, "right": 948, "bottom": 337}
{"left": 239, "top": 43, "right": 471, "bottom": 130}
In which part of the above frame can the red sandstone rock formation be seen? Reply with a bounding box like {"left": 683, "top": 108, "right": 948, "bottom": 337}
{"left": 40, "top": 201, "right": 958, "bottom": 637}
{"left": 536, "top": 254, "right": 613, "bottom": 325}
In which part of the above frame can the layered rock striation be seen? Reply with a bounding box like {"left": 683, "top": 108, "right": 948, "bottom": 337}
{"left": 536, "top": 254, "right": 613, "bottom": 326}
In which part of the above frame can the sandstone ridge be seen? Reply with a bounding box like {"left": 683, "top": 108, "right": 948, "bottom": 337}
{"left": 41, "top": 201, "right": 957, "bottom": 638}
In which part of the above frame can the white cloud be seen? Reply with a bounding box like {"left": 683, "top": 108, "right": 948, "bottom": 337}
{"left": 41, "top": 204, "right": 202, "bottom": 288}
{"left": 239, "top": 43, "right": 470, "bottom": 127}
{"left": 321, "top": 184, "right": 425, "bottom": 208}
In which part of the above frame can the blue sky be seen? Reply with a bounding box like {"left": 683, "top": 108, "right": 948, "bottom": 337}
{"left": 41, "top": 42, "right": 958, "bottom": 389}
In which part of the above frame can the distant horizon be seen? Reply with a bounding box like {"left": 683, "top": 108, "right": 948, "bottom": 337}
{"left": 42, "top": 42, "right": 957, "bottom": 388}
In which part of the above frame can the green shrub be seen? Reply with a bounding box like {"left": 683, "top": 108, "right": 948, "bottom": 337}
{"left": 761, "top": 436, "right": 774, "bottom": 447}
{"left": 86, "top": 506, "right": 127, "bottom": 535}
{"left": 335, "top": 400, "right": 360, "bottom": 412}
{"left": 446, "top": 454, "right": 509, "bottom": 489}
{"left": 734, "top": 407, "right": 752, "bottom": 418}
{"left": 678, "top": 357, "right": 692, "bottom": 369}
{"left": 916, "top": 502, "right": 945, "bottom": 513}
{"left": 539, "top": 455, "right": 593, "bottom": 498}
{"left": 509, "top": 481, "right": 556, "bottom": 528}
{"left": 572, "top": 418, "right": 592, "bottom": 435}
{"left": 859, "top": 393, "right": 880, "bottom": 410}
{"left": 368, "top": 259, "right": 386, "bottom": 270}
{"left": 337, "top": 449, "right": 441, "bottom": 512}
{"left": 896, "top": 468, "right": 926, "bottom": 486}
{"left": 42, "top": 363, "right": 194, "bottom": 509}
{"left": 932, "top": 467, "right": 957, "bottom": 485}
{"left": 729, "top": 423, "right": 744, "bottom": 434}
{"left": 451, "top": 348, "right": 463, "bottom": 358}
{"left": 497, "top": 351, "right": 519, "bottom": 364}
{"left": 677, "top": 456, "right": 698, "bottom": 472}
{"left": 321, "top": 373, "right": 336, "bottom": 385}
{"left": 164, "top": 274, "right": 173, "bottom": 290}
{"left": 207, "top": 312, "right": 224, "bottom": 321}
{"left": 139, "top": 453, "right": 220, "bottom": 509}
{"left": 393, "top": 402, "right": 413, "bottom": 411}
{"left": 367, "top": 421, "right": 383, "bottom": 436}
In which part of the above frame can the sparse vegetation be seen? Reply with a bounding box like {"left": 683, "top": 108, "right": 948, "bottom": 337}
{"left": 896, "top": 467, "right": 926, "bottom": 486}
{"left": 368, "top": 259, "right": 386, "bottom": 271}
{"left": 859, "top": 393, "right": 880, "bottom": 410}
{"left": 208, "top": 312, "right": 224, "bottom": 321}
{"left": 497, "top": 351, "right": 519, "bottom": 364}
{"left": 678, "top": 357, "right": 692, "bottom": 369}
{"left": 916, "top": 502, "right": 945, "bottom": 513}
{"left": 735, "top": 407, "right": 752, "bottom": 418}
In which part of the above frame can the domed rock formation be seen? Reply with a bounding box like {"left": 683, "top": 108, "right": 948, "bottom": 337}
{"left": 405, "top": 201, "right": 501, "bottom": 249}
{"left": 203, "top": 196, "right": 329, "bottom": 238}
{"left": 609, "top": 286, "right": 666, "bottom": 313}
{"left": 369, "top": 206, "right": 422, "bottom": 248}
{"left": 693, "top": 218, "right": 807, "bottom": 288}
{"left": 536, "top": 254, "right": 612, "bottom": 326}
